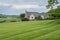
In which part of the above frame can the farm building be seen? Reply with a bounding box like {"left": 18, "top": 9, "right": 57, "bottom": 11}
{"left": 25, "top": 11, "right": 48, "bottom": 20}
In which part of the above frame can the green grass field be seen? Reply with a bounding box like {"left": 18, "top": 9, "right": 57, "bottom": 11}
{"left": 0, "top": 20, "right": 60, "bottom": 40}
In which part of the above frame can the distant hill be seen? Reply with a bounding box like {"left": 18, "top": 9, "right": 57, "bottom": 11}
{"left": 0, "top": 14, "right": 19, "bottom": 18}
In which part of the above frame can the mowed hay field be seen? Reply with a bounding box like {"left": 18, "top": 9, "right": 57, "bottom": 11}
{"left": 0, "top": 20, "right": 60, "bottom": 40}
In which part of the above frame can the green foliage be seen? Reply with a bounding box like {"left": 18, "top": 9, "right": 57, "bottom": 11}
{"left": 0, "top": 17, "right": 20, "bottom": 23}
{"left": 21, "top": 18, "right": 29, "bottom": 21}
{"left": 0, "top": 14, "right": 7, "bottom": 18}
{"left": 10, "top": 20, "right": 17, "bottom": 22}
{"left": 47, "top": 6, "right": 60, "bottom": 18}
{"left": 47, "top": 0, "right": 59, "bottom": 19}
{"left": 20, "top": 14, "right": 29, "bottom": 21}
{"left": 37, "top": 16, "right": 42, "bottom": 20}
{"left": 7, "top": 15, "right": 19, "bottom": 18}
{"left": 47, "top": 0, "right": 58, "bottom": 9}
{"left": 0, "top": 20, "right": 6, "bottom": 23}
{"left": 6, "top": 17, "right": 20, "bottom": 22}
{"left": 20, "top": 14, "right": 25, "bottom": 18}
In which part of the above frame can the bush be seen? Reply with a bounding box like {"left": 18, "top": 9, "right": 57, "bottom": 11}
{"left": 0, "top": 20, "right": 6, "bottom": 23}
{"left": 20, "top": 14, "right": 25, "bottom": 18}
{"left": 37, "top": 16, "right": 42, "bottom": 20}
{"left": 10, "top": 20, "right": 17, "bottom": 22}
{"left": 21, "top": 18, "right": 29, "bottom": 21}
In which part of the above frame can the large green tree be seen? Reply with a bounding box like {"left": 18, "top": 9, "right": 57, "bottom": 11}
{"left": 48, "top": 5, "right": 60, "bottom": 18}
{"left": 46, "top": 0, "right": 60, "bottom": 18}
{"left": 46, "top": 0, "right": 58, "bottom": 9}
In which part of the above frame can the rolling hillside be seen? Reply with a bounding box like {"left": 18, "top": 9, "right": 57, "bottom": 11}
{"left": 0, "top": 20, "right": 60, "bottom": 40}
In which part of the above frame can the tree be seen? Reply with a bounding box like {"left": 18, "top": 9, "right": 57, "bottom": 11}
{"left": 46, "top": 0, "right": 59, "bottom": 18}
{"left": 20, "top": 13, "right": 25, "bottom": 18}
{"left": 46, "top": 0, "right": 59, "bottom": 10}
{"left": 47, "top": 5, "right": 60, "bottom": 18}
{"left": 20, "top": 13, "right": 29, "bottom": 21}
{"left": 0, "top": 14, "right": 7, "bottom": 18}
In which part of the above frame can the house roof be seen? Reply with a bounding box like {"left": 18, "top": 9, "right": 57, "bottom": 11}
{"left": 25, "top": 11, "right": 47, "bottom": 17}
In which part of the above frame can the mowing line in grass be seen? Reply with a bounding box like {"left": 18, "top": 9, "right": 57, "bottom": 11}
{"left": 0, "top": 22, "right": 54, "bottom": 39}
{"left": 32, "top": 30, "right": 60, "bottom": 40}
{"left": 2, "top": 25, "right": 60, "bottom": 40}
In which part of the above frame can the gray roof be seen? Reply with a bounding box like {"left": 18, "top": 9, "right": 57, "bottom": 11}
{"left": 25, "top": 11, "right": 47, "bottom": 17}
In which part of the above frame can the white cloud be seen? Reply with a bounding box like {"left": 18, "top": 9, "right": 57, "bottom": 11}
{"left": 0, "top": 2, "right": 10, "bottom": 6}
{"left": 0, "top": 2, "right": 46, "bottom": 10}
{"left": 11, "top": 4, "right": 46, "bottom": 10}
{"left": 11, "top": 4, "right": 40, "bottom": 9}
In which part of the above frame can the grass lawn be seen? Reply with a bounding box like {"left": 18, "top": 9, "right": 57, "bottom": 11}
{"left": 0, "top": 20, "right": 60, "bottom": 40}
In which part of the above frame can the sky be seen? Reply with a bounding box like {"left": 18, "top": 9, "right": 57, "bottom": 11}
{"left": 0, "top": 0, "right": 60, "bottom": 15}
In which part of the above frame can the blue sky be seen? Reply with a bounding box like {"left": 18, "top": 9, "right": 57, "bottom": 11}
{"left": 0, "top": 0, "right": 60, "bottom": 15}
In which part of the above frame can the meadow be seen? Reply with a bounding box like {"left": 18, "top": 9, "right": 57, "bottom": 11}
{"left": 0, "top": 20, "right": 60, "bottom": 40}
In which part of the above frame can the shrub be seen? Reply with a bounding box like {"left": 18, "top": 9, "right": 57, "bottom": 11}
{"left": 21, "top": 18, "right": 29, "bottom": 21}
{"left": 10, "top": 20, "right": 17, "bottom": 22}
{"left": 0, "top": 20, "right": 6, "bottom": 23}
{"left": 20, "top": 14, "right": 25, "bottom": 18}
{"left": 37, "top": 16, "right": 42, "bottom": 20}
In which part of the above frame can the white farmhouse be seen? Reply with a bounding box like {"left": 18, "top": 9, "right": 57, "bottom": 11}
{"left": 25, "top": 11, "right": 48, "bottom": 20}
